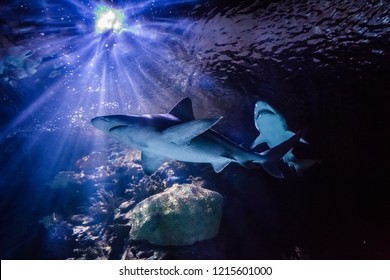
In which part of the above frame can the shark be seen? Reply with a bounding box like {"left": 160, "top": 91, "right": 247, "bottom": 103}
{"left": 91, "top": 98, "right": 303, "bottom": 178}
{"left": 251, "top": 100, "right": 318, "bottom": 175}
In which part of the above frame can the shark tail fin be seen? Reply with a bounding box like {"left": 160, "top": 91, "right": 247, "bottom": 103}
{"left": 251, "top": 130, "right": 303, "bottom": 178}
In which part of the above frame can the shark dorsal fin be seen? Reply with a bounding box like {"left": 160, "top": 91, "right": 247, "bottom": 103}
{"left": 168, "top": 98, "right": 195, "bottom": 121}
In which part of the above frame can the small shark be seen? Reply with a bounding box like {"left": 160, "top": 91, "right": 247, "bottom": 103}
{"left": 91, "top": 98, "right": 303, "bottom": 178}
{"left": 251, "top": 101, "right": 318, "bottom": 174}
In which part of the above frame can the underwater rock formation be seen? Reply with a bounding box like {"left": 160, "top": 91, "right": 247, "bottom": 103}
{"left": 0, "top": 37, "right": 41, "bottom": 86}
{"left": 40, "top": 144, "right": 219, "bottom": 259}
{"left": 129, "top": 183, "right": 223, "bottom": 246}
{"left": 46, "top": 171, "right": 83, "bottom": 189}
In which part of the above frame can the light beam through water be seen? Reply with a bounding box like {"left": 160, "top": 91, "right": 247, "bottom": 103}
{"left": 0, "top": 0, "right": 203, "bottom": 136}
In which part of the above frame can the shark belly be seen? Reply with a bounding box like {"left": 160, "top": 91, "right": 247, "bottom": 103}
{"left": 258, "top": 129, "right": 294, "bottom": 161}
{"left": 256, "top": 115, "right": 295, "bottom": 158}
{"left": 256, "top": 115, "right": 286, "bottom": 145}
{"left": 146, "top": 132, "right": 237, "bottom": 165}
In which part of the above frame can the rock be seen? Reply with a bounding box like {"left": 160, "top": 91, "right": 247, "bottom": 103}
{"left": 39, "top": 213, "right": 63, "bottom": 229}
{"left": 129, "top": 184, "right": 223, "bottom": 246}
{"left": 76, "top": 151, "right": 108, "bottom": 171}
{"left": 69, "top": 214, "right": 95, "bottom": 226}
{"left": 46, "top": 171, "right": 82, "bottom": 189}
{"left": 0, "top": 43, "right": 42, "bottom": 86}
{"left": 136, "top": 250, "right": 153, "bottom": 259}
{"left": 118, "top": 200, "right": 135, "bottom": 212}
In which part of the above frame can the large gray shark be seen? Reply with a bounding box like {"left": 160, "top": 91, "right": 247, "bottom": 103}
{"left": 91, "top": 98, "right": 303, "bottom": 178}
{"left": 251, "top": 101, "right": 318, "bottom": 174}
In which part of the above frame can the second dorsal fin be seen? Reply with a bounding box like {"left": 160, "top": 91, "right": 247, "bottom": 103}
{"left": 168, "top": 98, "right": 195, "bottom": 121}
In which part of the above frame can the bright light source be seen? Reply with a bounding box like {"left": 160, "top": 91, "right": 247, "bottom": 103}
{"left": 95, "top": 6, "right": 125, "bottom": 33}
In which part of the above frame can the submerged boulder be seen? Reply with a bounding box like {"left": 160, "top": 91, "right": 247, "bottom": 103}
{"left": 129, "top": 184, "right": 223, "bottom": 246}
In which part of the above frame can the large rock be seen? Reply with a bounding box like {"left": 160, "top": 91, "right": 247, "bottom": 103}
{"left": 129, "top": 184, "right": 223, "bottom": 246}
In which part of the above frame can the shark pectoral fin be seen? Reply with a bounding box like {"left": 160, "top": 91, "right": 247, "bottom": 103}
{"left": 250, "top": 134, "right": 267, "bottom": 149}
{"left": 286, "top": 130, "right": 309, "bottom": 144}
{"left": 211, "top": 161, "right": 231, "bottom": 173}
{"left": 141, "top": 152, "right": 166, "bottom": 175}
{"left": 260, "top": 130, "right": 303, "bottom": 161}
{"left": 261, "top": 162, "right": 284, "bottom": 178}
{"left": 163, "top": 117, "right": 222, "bottom": 145}
{"left": 299, "top": 139, "right": 309, "bottom": 144}
{"left": 285, "top": 130, "right": 294, "bottom": 138}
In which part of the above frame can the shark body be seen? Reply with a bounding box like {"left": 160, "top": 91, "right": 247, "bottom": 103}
{"left": 92, "top": 98, "right": 302, "bottom": 178}
{"left": 251, "top": 101, "right": 318, "bottom": 174}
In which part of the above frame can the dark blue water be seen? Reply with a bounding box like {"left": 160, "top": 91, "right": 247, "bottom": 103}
{"left": 1, "top": 0, "right": 389, "bottom": 259}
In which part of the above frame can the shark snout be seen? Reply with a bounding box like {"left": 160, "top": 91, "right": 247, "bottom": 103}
{"left": 91, "top": 116, "right": 109, "bottom": 123}
{"left": 91, "top": 116, "right": 112, "bottom": 131}
{"left": 91, "top": 115, "right": 134, "bottom": 134}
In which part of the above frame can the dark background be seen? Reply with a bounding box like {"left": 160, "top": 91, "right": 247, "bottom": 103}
{"left": 1, "top": 0, "right": 389, "bottom": 259}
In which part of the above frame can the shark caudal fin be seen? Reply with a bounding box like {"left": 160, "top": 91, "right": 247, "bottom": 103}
{"left": 253, "top": 131, "right": 303, "bottom": 178}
